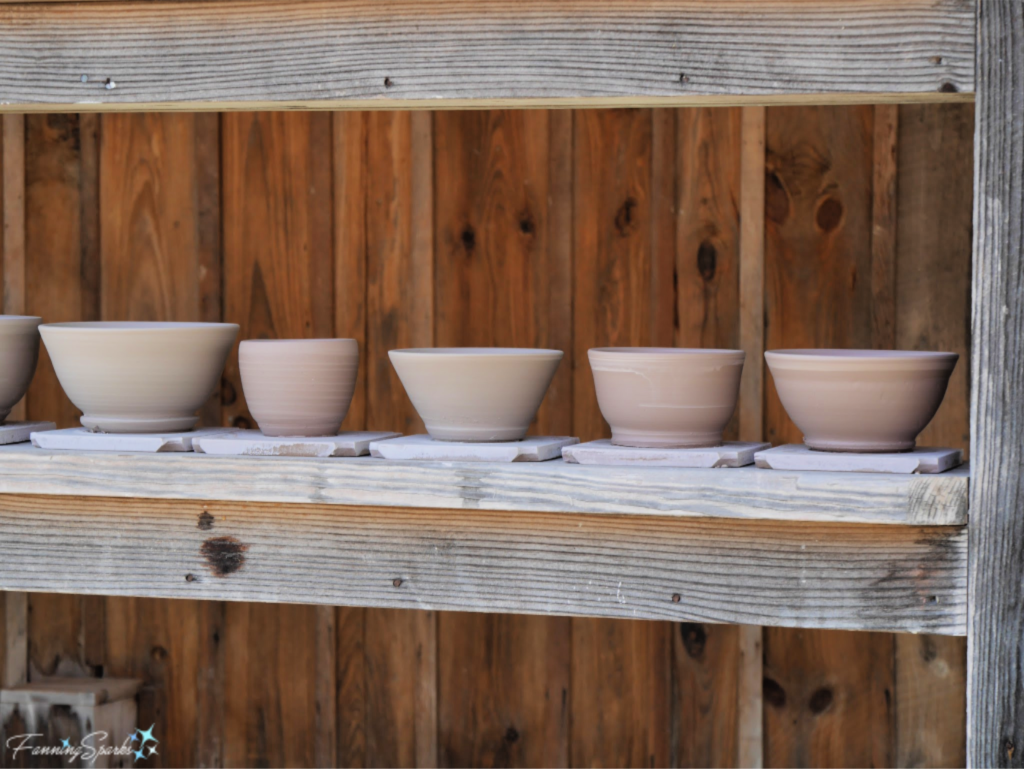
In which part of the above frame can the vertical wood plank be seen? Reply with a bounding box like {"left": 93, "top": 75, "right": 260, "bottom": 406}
{"left": 365, "top": 111, "right": 433, "bottom": 435}
{"left": 571, "top": 108, "right": 672, "bottom": 768}
{"left": 738, "top": 106, "right": 765, "bottom": 445}
{"left": 871, "top": 105, "right": 899, "bottom": 351}
{"left": 892, "top": 101, "right": 974, "bottom": 769}
{"left": 336, "top": 604, "right": 367, "bottom": 768}
{"left": 22, "top": 112, "right": 102, "bottom": 687}
{"left": 222, "top": 111, "right": 334, "bottom": 768}
{"left": 762, "top": 106, "right": 894, "bottom": 768}
{"left": 363, "top": 110, "right": 438, "bottom": 768}
{"left": 433, "top": 109, "right": 571, "bottom": 769}
{"left": 672, "top": 106, "right": 747, "bottom": 769}
{"left": 763, "top": 630, "right": 894, "bottom": 769}
{"left": 0, "top": 113, "right": 28, "bottom": 693}
{"left": 99, "top": 112, "right": 224, "bottom": 769}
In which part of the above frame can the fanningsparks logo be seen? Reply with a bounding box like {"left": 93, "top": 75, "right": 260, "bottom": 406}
{"left": 5, "top": 723, "right": 159, "bottom": 763}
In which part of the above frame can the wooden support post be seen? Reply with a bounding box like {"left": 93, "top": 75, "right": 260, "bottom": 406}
{"left": 969, "top": 2, "right": 1024, "bottom": 766}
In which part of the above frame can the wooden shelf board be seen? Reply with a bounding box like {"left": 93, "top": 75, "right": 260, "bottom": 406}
{"left": 0, "top": 444, "right": 969, "bottom": 526}
{"left": 0, "top": 494, "right": 966, "bottom": 635}
{"left": 0, "top": 0, "right": 975, "bottom": 112}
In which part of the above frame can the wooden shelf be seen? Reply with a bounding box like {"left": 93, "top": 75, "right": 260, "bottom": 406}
{"left": 0, "top": 0, "right": 975, "bottom": 112}
{"left": 0, "top": 446, "right": 968, "bottom": 635}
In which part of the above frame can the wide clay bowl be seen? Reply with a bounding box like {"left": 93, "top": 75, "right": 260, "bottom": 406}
{"left": 389, "top": 348, "right": 563, "bottom": 442}
{"left": 589, "top": 347, "right": 745, "bottom": 448}
{"left": 765, "top": 349, "right": 959, "bottom": 453}
{"left": 0, "top": 316, "right": 43, "bottom": 424}
{"left": 240, "top": 338, "right": 359, "bottom": 437}
{"left": 40, "top": 322, "right": 239, "bottom": 433}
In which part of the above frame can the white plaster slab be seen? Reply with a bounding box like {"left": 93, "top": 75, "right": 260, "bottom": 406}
{"left": 0, "top": 421, "right": 55, "bottom": 446}
{"left": 562, "top": 440, "right": 771, "bottom": 468}
{"left": 370, "top": 434, "right": 579, "bottom": 462}
{"left": 193, "top": 429, "right": 402, "bottom": 458}
{"left": 754, "top": 443, "right": 963, "bottom": 474}
{"left": 31, "top": 427, "right": 226, "bottom": 453}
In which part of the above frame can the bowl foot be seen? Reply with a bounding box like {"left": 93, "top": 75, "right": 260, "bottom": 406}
{"left": 805, "top": 438, "right": 916, "bottom": 453}
{"left": 610, "top": 431, "right": 724, "bottom": 449}
{"left": 81, "top": 414, "right": 199, "bottom": 434}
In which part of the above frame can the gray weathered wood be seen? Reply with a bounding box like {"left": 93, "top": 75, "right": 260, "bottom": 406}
{"left": 0, "top": 494, "right": 966, "bottom": 634}
{"left": 969, "top": 2, "right": 1024, "bottom": 765}
{"left": 0, "top": 0, "right": 975, "bottom": 112}
{"left": 0, "top": 444, "right": 969, "bottom": 526}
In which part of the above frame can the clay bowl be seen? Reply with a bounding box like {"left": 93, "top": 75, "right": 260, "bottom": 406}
{"left": 589, "top": 347, "right": 745, "bottom": 448}
{"left": 240, "top": 338, "right": 359, "bottom": 437}
{"left": 389, "top": 348, "right": 563, "bottom": 442}
{"left": 0, "top": 316, "right": 43, "bottom": 424}
{"left": 765, "top": 349, "right": 959, "bottom": 452}
{"left": 39, "top": 321, "right": 239, "bottom": 433}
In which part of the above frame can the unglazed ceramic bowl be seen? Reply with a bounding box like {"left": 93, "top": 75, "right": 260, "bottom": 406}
{"left": 0, "top": 316, "right": 43, "bottom": 424}
{"left": 389, "top": 348, "right": 563, "bottom": 442}
{"left": 40, "top": 322, "right": 239, "bottom": 433}
{"left": 589, "top": 347, "right": 745, "bottom": 448}
{"left": 240, "top": 338, "right": 359, "bottom": 437}
{"left": 765, "top": 349, "right": 959, "bottom": 452}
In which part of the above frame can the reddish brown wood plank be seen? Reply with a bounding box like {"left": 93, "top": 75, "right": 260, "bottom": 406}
{"left": 571, "top": 108, "right": 672, "bottom": 768}
{"left": 433, "top": 109, "right": 571, "bottom": 768}
{"left": 221, "top": 111, "right": 334, "bottom": 768}
{"left": 763, "top": 105, "right": 894, "bottom": 768}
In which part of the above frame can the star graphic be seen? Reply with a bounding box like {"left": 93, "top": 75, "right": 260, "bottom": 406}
{"left": 133, "top": 748, "right": 146, "bottom": 762}
{"left": 130, "top": 731, "right": 140, "bottom": 743}
{"left": 136, "top": 725, "right": 157, "bottom": 748}
{"left": 61, "top": 738, "right": 71, "bottom": 749}
{"left": 147, "top": 745, "right": 159, "bottom": 757}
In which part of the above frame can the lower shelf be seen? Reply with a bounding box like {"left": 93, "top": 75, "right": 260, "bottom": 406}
{"left": 0, "top": 445, "right": 968, "bottom": 635}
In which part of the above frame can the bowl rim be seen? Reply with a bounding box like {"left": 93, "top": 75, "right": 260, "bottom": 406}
{"left": 590, "top": 346, "right": 744, "bottom": 356}
{"left": 241, "top": 337, "right": 357, "bottom": 345}
{"left": 40, "top": 321, "right": 240, "bottom": 333}
{"left": 390, "top": 347, "right": 563, "bottom": 358}
{"left": 770, "top": 350, "right": 958, "bottom": 370}
{"left": 0, "top": 315, "right": 42, "bottom": 323}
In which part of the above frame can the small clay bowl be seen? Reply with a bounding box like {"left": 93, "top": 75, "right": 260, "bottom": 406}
{"left": 589, "top": 347, "right": 745, "bottom": 448}
{"left": 765, "top": 349, "right": 959, "bottom": 453}
{"left": 240, "top": 338, "right": 359, "bottom": 437}
{"left": 389, "top": 348, "right": 563, "bottom": 442}
{"left": 40, "top": 321, "right": 238, "bottom": 433}
{"left": 0, "top": 316, "right": 43, "bottom": 424}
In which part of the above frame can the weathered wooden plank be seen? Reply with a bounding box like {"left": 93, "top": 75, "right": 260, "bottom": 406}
{"left": 969, "top": 2, "right": 1024, "bottom": 765}
{"left": 0, "top": 444, "right": 970, "bottom": 527}
{"left": 0, "top": 495, "right": 967, "bottom": 635}
{"left": 0, "top": 0, "right": 975, "bottom": 111}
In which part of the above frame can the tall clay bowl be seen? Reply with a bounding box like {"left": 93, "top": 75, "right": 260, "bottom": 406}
{"left": 0, "top": 316, "right": 43, "bottom": 424}
{"left": 240, "top": 338, "right": 359, "bottom": 437}
{"left": 389, "top": 348, "right": 563, "bottom": 442}
{"left": 589, "top": 347, "right": 745, "bottom": 448}
{"left": 765, "top": 349, "right": 959, "bottom": 453}
{"left": 40, "top": 322, "right": 239, "bottom": 433}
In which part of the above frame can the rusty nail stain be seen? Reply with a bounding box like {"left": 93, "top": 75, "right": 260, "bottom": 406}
{"left": 185, "top": 573, "right": 196, "bottom": 583}
{"left": 198, "top": 511, "right": 214, "bottom": 530}
{"left": 384, "top": 77, "right": 393, "bottom": 88}
{"left": 393, "top": 578, "right": 404, "bottom": 587}
{"left": 671, "top": 593, "right": 681, "bottom": 603}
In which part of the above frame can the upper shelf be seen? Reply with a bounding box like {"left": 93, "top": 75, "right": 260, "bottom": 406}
{"left": 0, "top": 443, "right": 969, "bottom": 526}
{"left": 0, "top": 0, "right": 975, "bottom": 112}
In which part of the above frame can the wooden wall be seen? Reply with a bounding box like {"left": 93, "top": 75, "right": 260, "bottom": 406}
{"left": 0, "top": 102, "right": 973, "bottom": 768}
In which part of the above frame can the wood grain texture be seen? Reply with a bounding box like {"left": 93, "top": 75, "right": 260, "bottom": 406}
{"left": 434, "top": 109, "right": 571, "bottom": 769}
{"left": 871, "top": 105, "right": 899, "bottom": 350}
{"left": 0, "top": 493, "right": 967, "bottom": 631}
{"left": 220, "top": 111, "right": 334, "bottom": 769}
{"left": 896, "top": 634, "right": 966, "bottom": 768}
{"left": 365, "top": 110, "right": 433, "bottom": 435}
{"left": 764, "top": 105, "right": 876, "bottom": 446}
{"left": 0, "top": 444, "right": 970, "bottom": 527}
{"left": 738, "top": 106, "right": 765, "bottom": 446}
{"left": 969, "top": 2, "right": 1024, "bottom": 764}
{"left": 764, "top": 630, "right": 895, "bottom": 768}
{"left": 0, "top": 0, "right": 975, "bottom": 111}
